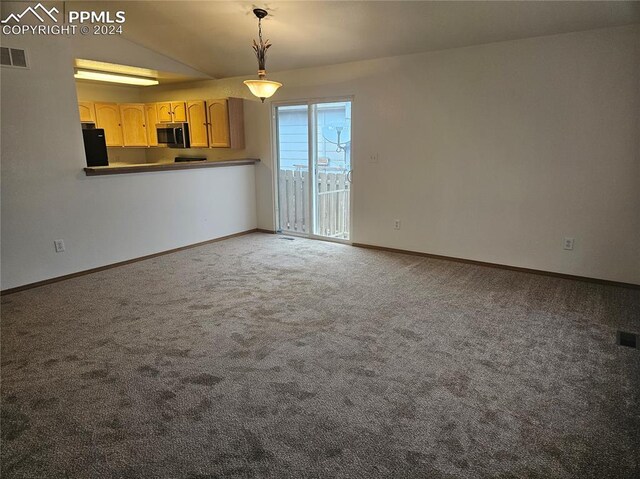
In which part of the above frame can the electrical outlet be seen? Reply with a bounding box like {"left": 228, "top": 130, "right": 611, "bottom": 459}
{"left": 394, "top": 219, "right": 401, "bottom": 230}
{"left": 563, "top": 237, "right": 574, "bottom": 251}
{"left": 369, "top": 153, "right": 379, "bottom": 164}
{"left": 54, "top": 239, "right": 65, "bottom": 253}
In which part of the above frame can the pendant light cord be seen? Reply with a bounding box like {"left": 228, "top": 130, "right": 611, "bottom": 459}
{"left": 252, "top": 12, "right": 271, "bottom": 77}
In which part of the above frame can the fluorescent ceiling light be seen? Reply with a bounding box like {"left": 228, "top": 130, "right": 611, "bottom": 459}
{"left": 74, "top": 59, "right": 159, "bottom": 78}
{"left": 74, "top": 69, "right": 159, "bottom": 86}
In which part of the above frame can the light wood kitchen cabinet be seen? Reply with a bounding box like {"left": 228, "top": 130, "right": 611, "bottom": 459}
{"left": 78, "top": 102, "right": 96, "bottom": 123}
{"left": 206, "top": 98, "right": 244, "bottom": 149}
{"left": 186, "top": 101, "right": 209, "bottom": 148}
{"left": 94, "top": 102, "right": 123, "bottom": 147}
{"left": 157, "top": 102, "right": 187, "bottom": 123}
{"left": 172, "top": 102, "right": 187, "bottom": 122}
{"left": 157, "top": 102, "right": 172, "bottom": 122}
{"left": 82, "top": 99, "right": 244, "bottom": 149}
{"left": 119, "top": 104, "right": 148, "bottom": 147}
{"left": 145, "top": 104, "right": 159, "bottom": 147}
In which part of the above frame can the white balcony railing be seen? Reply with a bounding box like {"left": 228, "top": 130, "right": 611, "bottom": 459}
{"left": 278, "top": 168, "right": 350, "bottom": 239}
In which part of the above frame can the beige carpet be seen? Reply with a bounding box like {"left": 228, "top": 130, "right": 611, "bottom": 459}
{"left": 1, "top": 232, "right": 639, "bottom": 478}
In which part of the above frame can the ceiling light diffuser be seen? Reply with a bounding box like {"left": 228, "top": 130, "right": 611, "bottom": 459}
{"left": 74, "top": 69, "right": 159, "bottom": 86}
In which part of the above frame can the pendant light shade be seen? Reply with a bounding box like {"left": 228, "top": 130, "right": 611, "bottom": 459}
{"left": 243, "top": 79, "right": 282, "bottom": 102}
{"left": 245, "top": 8, "right": 282, "bottom": 102}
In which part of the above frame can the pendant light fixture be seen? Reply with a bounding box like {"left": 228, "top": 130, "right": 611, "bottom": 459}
{"left": 243, "top": 8, "right": 282, "bottom": 103}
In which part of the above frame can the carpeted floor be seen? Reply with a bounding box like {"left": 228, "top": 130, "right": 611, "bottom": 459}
{"left": 1, "top": 232, "right": 639, "bottom": 478}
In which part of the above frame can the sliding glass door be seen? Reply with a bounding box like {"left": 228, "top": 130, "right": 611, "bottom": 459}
{"left": 276, "top": 104, "right": 310, "bottom": 234}
{"left": 275, "top": 99, "right": 352, "bottom": 241}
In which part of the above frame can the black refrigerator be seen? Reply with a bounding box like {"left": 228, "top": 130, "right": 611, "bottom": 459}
{"left": 82, "top": 128, "right": 109, "bottom": 167}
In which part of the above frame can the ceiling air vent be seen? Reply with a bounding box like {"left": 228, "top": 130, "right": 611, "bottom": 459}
{"left": 0, "top": 47, "right": 29, "bottom": 69}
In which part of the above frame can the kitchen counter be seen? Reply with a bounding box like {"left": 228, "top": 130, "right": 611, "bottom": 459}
{"left": 84, "top": 158, "right": 260, "bottom": 176}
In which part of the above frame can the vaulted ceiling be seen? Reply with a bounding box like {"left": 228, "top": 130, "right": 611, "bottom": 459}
{"left": 75, "top": 1, "right": 640, "bottom": 79}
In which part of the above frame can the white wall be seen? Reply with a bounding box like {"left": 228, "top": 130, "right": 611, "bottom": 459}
{"left": 2, "top": 24, "right": 638, "bottom": 288}
{"left": 249, "top": 25, "right": 639, "bottom": 284}
{"left": 0, "top": 34, "right": 256, "bottom": 290}
{"left": 75, "top": 81, "right": 143, "bottom": 103}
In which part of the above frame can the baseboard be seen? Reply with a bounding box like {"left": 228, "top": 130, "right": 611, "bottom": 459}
{"left": 352, "top": 242, "right": 639, "bottom": 290}
{"left": 5, "top": 232, "right": 635, "bottom": 295}
{"left": 1, "top": 229, "right": 261, "bottom": 296}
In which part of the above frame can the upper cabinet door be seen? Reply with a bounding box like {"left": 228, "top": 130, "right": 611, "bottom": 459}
{"left": 145, "top": 104, "right": 159, "bottom": 147}
{"left": 206, "top": 99, "right": 230, "bottom": 148}
{"left": 157, "top": 102, "right": 186, "bottom": 123}
{"left": 157, "top": 102, "right": 173, "bottom": 122}
{"left": 206, "top": 98, "right": 244, "bottom": 149}
{"left": 94, "top": 102, "right": 124, "bottom": 147}
{"left": 78, "top": 102, "right": 96, "bottom": 123}
{"left": 186, "top": 101, "right": 209, "bottom": 148}
{"left": 119, "top": 104, "right": 148, "bottom": 147}
{"left": 171, "top": 102, "right": 187, "bottom": 122}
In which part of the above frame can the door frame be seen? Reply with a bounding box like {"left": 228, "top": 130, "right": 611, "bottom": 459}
{"left": 271, "top": 95, "right": 354, "bottom": 245}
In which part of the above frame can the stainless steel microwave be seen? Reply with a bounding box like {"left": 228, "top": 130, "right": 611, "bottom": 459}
{"left": 156, "top": 122, "right": 190, "bottom": 148}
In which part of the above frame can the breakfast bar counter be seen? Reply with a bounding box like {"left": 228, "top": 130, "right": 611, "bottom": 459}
{"left": 84, "top": 158, "right": 260, "bottom": 176}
